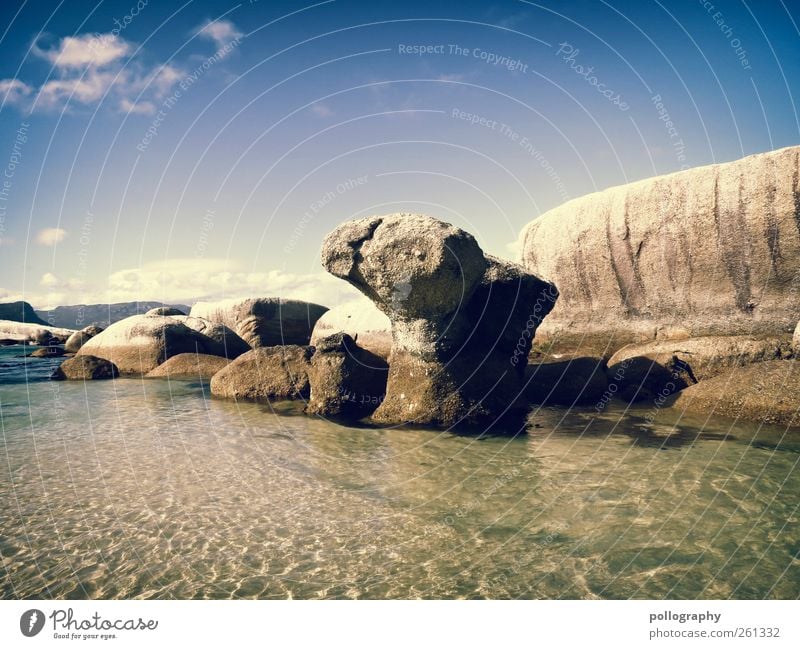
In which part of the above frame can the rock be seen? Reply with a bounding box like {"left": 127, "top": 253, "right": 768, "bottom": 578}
{"left": 0, "top": 320, "right": 75, "bottom": 345}
{"left": 29, "top": 346, "right": 65, "bottom": 358}
{"left": 64, "top": 325, "right": 104, "bottom": 353}
{"left": 524, "top": 357, "right": 608, "bottom": 406}
{"left": 51, "top": 355, "right": 119, "bottom": 380}
{"left": 210, "top": 346, "right": 314, "bottom": 401}
{"left": 322, "top": 213, "right": 558, "bottom": 427}
{"left": 76, "top": 314, "right": 227, "bottom": 375}
{"left": 522, "top": 145, "right": 800, "bottom": 354}
{"left": 306, "top": 333, "right": 389, "bottom": 417}
{"left": 0, "top": 300, "right": 48, "bottom": 325}
{"left": 672, "top": 360, "right": 800, "bottom": 428}
{"left": 146, "top": 306, "right": 186, "bottom": 316}
{"left": 146, "top": 353, "right": 230, "bottom": 379}
{"left": 169, "top": 315, "right": 250, "bottom": 359}
{"left": 190, "top": 298, "right": 328, "bottom": 348}
{"left": 607, "top": 335, "right": 792, "bottom": 402}
{"left": 310, "top": 298, "right": 392, "bottom": 360}
{"left": 793, "top": 322, "right": 800, "bottom": 354}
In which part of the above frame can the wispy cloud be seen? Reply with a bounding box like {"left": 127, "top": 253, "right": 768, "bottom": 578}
{"left": 0, "top": 79, "right": 33, "bottom": 105}
{"left": 196, "top": 19, "right": 243, "bottom": 49}
{"left": 35, "top": 228, "right": 67, "bottom": 246}
{"left": 33, "top": 33, "right": 131, "bottom": 69}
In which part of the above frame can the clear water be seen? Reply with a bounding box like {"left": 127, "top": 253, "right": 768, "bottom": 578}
{"left": 1, "top": 346, "right": 798, "bottom": 599}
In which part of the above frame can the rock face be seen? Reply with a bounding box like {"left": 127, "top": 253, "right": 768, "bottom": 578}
{"left": 169, "top": 316, "right": 250, "bottom": 359}
{"left": 210, "top": 346, "right": 314, "bottom": 401}
{"left": 306, "top": 333, "right": 389, "bottom": 418}
{"left": 146, "top": 353, "right": 230, "bottom": 379}
{"left": 0, "top": 301, "right": 48, "bottom": 325}
{"left": 310, "top": 298, "right": 392, "bottom": 360}
{"left": 146, "top": 306, "right": 186, "bottom": 316}
{"left": 191, "top": 298, "right": 329, "bottom": 348}
{"left": 672, "top": 361, "right": 800, "bottom": 428}
{"left": 64, "top": 325, "right": 104, "bottom": 353}
{"left": 51, "top": 355, "right": 119, "bottom": 380}
{"left": 76, "top": 314, "right": 229, "bottom": 375}
{"left": 522, "top": 146, "right": 800, "bottom": 352}
{"left": 322, "top": 213, "right": 558, "bottom": 427}
{"left": 606, "top": 335, "right": 792, "bottom": 402}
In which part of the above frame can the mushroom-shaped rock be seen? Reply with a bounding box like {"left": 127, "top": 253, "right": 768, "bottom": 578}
{"left": 310, "top": 298, "right": 392, "bottom": 360}
{"left": 76, "top": 314, "right": 228, "bottom": 375}
{"left": 306, "top": 333, "right": 389, "bottom": 418}
{"left": 169, "top": 315, "right": 250, "bottom": 359}
{"left": 322, "top": 213, "right": 558, "bottom": 427}
{"left": 210, "top": 345, "right": 314, "bottom": 402}
{"left": 190, "top": 297, "right": 328, "bottom": 348}
{"left": 146, "top": 352, "right": 231, "bottom": 379}
{"left": 64, "top": 325, "right": 104, "bottom": 353}
{"left": 51, "top": 355, "right": 119, "bottom": 380}
{"left": 146, "top": 306, "right": 186, "bottom": 316}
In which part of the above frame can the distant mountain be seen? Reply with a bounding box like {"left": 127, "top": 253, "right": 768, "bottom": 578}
{"left": 37, "top": 302, "right": 193, "bottom": 329}
{"left": 0, "top": 301, "right": 49, "bottom": 325}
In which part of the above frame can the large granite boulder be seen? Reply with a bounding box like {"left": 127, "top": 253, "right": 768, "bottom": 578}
{"left": 51, "top": 355, "right": 119, "bottom": 380}
{"left": 607, "top": 335, "right": 792, "bottom": 402}
{"left": 210, "top": 345, "right": 314, "bottom": 402}
{"left": 190, "top": 298, "right": 328, "bottom": 348}
{"left": 672, "top": 360, "right": 800, "bottom": 428}
{"left": 76, "top": 314, "right": 228, "bottom": 375}
{"left": 169, "top": 315, "right": 250, "bottom": 359}
{"left": 64, "top": 325, "right": 104, "bottom": 353}
{"left": 310, "top": 298, "right": 392, "bottom": 360}
{"left": 146, "top": 352, "right": 230, "bottom": 379}
{"left": 146, "top": 306, "right": 186, "bottom": 316}
{"left": 322, "top": 213, "right": 558, "bottom": 427}
{"left": 522, "top": 146, "right": 800, "bottom": 354}
{"left": 306, "top": 333, "right": 389, "bottom": 418}
{"left": 0, "top": 321, "right": 75, "bottom": 345}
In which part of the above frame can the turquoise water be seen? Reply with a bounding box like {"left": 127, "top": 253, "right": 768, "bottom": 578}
{"left": 1, "top": 346, "right": 798, "bottom": 599}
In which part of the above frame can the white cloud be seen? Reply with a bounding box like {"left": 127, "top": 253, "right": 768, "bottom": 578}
{"left": 35, "top": 228, "right": 67, "bottom": 246}
{"left": 33, "top": 33, "right": 130, "bottom": 69}
{"left": 0, "top": 79, "right": 33, "bottom": 104}
{"left": 40, "top": 272, "right": 59, "bottom": 287}
{"left": 119, "top": 97, "right": 156, "bottom": 115}
{"left": 37, "top": 68, "right": 117, "bottom": 108}
{"left": 196, "top": 19, "right": 243, "bottom": 49}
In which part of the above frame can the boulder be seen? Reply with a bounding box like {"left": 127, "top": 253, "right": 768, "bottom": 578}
{"left": 310, "top": 298, "right": 392, "bottom": 360}
{"left": 146, "top": 353, "right": 230, "bottom": 379}
{"left": 51, "top": 355, "right": 119, "bottom": 380}
{"left": 190, "top": 298, "right": 328, "bottom": 348}
{"left": 306, "top": 333, "right": 389, "bottom": 418}
{"left": 607, "top": 335, "right": 792, "bottom": 402}
{"left": 64, "top": 325, "right": 104, "bottom": 353}
{"left": 322, "top": 213, "right": 558, "bottom": 427}
{"left": 76, "top": 314, "right": 227, "bottom": 375}
{"left": 0, "top": 320, "right": 74, "bottom": 344}
{"left": 146, "top": 306, "right": 186, "bottom": 316}
{"left": 524, "top": 357, "right": 608, "bottom": 406}
{"left": 169, "top": 315, "right": 250, "bottom": 359}
{"left": 522, "top": 145, "right": 800, "bottom": 354}
{"left": 210, "top": 345, "right": 314, "bottom": 402}
{"left": 29, "top": 346, "right": 65, "bottom": 358}
{"left": 671, "top": 360, "right": 800, "bottom": 428}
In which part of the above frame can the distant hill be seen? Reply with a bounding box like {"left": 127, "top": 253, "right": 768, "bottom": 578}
{"left": 0, "top": 301, "right": 49, "bottom": 325}
{"left": 37, "top": 302, "right": 193, "bottom": 329}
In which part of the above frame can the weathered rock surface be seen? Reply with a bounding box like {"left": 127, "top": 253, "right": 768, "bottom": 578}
{"left": 210, "top": 346, "right": 314, "bottom": 401}
{"left": 169, "top": 315, "right": 250, "bottom": 359}
{"left": 191, "top": 298, "right": 328, "bottom": 348}
{"left": 51, "top": 355, "right": 119, "bottom": 380}
{"left": 524, "top": 357, "right": 608, "bottom": 406}
{"left": 607, "top": 335, "right": 792, "bottom": 402}
{"left": 64, "top": 325, "right": 104, "bottom": 353}
{"left": 310, "top": 298, "right": 392, "bottom": 360}
{"left": 146, "top": 353, "right": 230, "bottom": 379}
{"left": 522, "top": 146, "right": 800, "bottom": 353}
{"left": 306, "top": 333, "right": 389, "bottom": 418}
{"left": 0, "top": 320, "right": 74, "bottom": 344}
{"left": 793, "top": 322, "right": 800, "bottom": 354}
{"left": 146, "top": 306, "right": 186, "bottom": 316}
{"left": 76, "top": 314, "right": 226, "bottom": 375}
{"left": 322, "top": 213, "right": 558, "bottom": 427}
{"left": 672, "top": 360, "right": 800, "bottom": 428}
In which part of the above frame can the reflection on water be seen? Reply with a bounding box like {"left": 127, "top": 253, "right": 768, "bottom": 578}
{"left": 1, "top": 347, "right": 798, "bottom": 599}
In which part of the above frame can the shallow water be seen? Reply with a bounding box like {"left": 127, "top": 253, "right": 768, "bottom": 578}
{"left": 1, "top": 346, "right": 798, "bottom": 599}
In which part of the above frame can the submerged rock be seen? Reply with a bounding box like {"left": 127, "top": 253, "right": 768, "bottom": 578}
{"left": 190, "top": 297, "right": 328, "bottom": 348}
{"left": 322, "top": 213, "right": 558, "bottom": 427}
{"left": 522, "top": 145, "right": 800, "bottom": 353}
{"left": 310, "top": 298, "right": 392, "bottom": 360}
{"left": 306, "top": 333, "right": 389, "bottom": 418}
{"left": 672, "top": 360, "right": 800, "bottom": 428}
{"left": 210, "top": 346, "right": 314, "bottom": 402}
{"left": 146, "top": 353, "right": 230, "bottom": 379}
{"left": 64, "top": 325, "right": 104, "bottom": 353}
{"left": 51, "top": 355, "right": 119, "bottom": 380}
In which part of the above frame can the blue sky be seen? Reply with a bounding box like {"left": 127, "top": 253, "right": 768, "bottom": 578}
{"left": 0, "top": 0, "right": 798, "bottom": 309}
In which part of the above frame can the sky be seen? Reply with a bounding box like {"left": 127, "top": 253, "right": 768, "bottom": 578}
{"left": 0, "top": 0, "right": 798, "bottom": 310}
